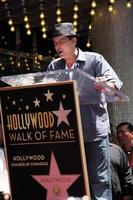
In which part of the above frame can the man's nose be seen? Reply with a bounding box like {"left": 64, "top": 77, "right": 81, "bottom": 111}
{"left": 117, "top": 132, "right": 122, "bottom": 138}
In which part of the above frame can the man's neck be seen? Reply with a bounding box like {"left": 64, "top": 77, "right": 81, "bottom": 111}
{"left": 65, "top": 48, "right": 78, "bottom": 69}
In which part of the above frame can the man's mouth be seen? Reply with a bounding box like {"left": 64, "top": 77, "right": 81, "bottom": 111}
{"left": 57, "top": 50, "right": 63, "bottom": 55}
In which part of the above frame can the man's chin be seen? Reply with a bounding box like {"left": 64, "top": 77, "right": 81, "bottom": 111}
{"left": 58, "top": 53, "right": 65, "bottom": 58}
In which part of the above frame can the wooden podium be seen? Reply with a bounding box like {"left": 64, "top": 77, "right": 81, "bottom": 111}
{"left": 0, "top": 80, "right": 90, "bottom": 200}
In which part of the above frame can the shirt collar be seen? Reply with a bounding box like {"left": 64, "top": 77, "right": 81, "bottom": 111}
{"left": 65, "top": 48, "right": 86, "bottom": 69}
{"left": 76, "top": 48, "right": 86, "bottom": 62}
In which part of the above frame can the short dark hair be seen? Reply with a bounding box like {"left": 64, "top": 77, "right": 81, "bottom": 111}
{"left": 67, "top": 35, "right": 77, "bottom": 40}
{"left": 117, "top": 122, "right": 133, "bottom": 132}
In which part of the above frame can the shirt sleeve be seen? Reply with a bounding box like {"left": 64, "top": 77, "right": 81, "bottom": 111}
{"left": 95, "top": 54, "right": 123, "bottom": 90}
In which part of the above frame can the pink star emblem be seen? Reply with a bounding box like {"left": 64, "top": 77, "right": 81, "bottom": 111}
{"left": 52, "top": 102, "right": 72, "bottom": 126}
{"left": 31, "top": 153, "right": 80, "bottom": 200}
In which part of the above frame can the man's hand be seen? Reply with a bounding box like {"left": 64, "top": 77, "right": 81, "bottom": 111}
{"left": 94, "top": 76, "right": 115, "bottom": 92}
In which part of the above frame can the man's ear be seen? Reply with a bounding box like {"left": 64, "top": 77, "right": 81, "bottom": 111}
{"left": 72, "top": 37, "right": 77, "bottom": 44}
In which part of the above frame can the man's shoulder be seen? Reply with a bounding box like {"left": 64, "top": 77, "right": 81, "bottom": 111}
{"left": 47, "top": 57, "right": 65, "bottom": 70}
{"left": 81, "top": 50, "right": 103, "bottom": 60}
{"left": 110, "top": 142, "right": 121, "bottom": 149}
{"left": 110, "top": 142, "right": 126, "bottom": 155}
{"left": 50, "top": 57, "right": 62, "bottom": 64}
{"left": 49, "top": 57, "right": 66, "bottom": 67}
{"left": 84, "top": 51, "right": 101, "bottom": 56}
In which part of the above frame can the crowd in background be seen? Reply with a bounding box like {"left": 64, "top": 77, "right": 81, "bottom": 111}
{"left": 110, "top": 122, "right": 133, "bottom": 200}
{"left": 0, "top": 113, "right": 133, "bottom": 199}
{"left": 0, "top": 21, "right": 133, "bottom": 200}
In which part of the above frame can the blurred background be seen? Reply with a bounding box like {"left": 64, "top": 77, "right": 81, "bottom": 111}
{"left": 0, "top": 0, "right": 133, "bottom": 136}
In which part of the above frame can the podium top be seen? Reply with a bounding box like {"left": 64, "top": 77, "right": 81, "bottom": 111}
{"left": 0, "top": 68, "right": 128, "bottom": 104}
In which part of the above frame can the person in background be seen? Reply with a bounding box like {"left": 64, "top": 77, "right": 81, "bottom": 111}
{"left": 116, "top": 122, "right": 133, "bottom": 172}
{"left": 47, "top": 22, "right": 123, "bottom": 200}
{"left": 109, "top": 142, "right": 133, "bottom": 200}
{"left": 0, "top": 117, "right": 10, "bottom": 199}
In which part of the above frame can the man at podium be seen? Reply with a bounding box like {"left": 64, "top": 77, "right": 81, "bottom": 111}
{"left": 47, "top": 22, "right": 123, "bottom": 200}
